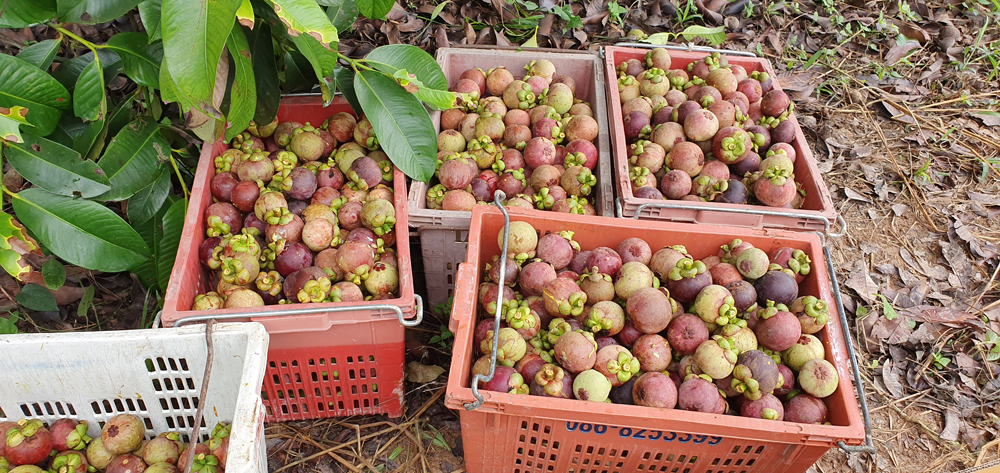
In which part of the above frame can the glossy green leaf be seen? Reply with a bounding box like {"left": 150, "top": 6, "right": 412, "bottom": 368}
{"left": 50, "top": 50, "right": 122, "bottom": 91}
{"left": 12, "top": 188, "right": 150, "bottom": 272}
{"left": 157, "top": 198, "right": 186, "bottom": 291}
{"left": 354, "top": 69, "right": 436, "bottom": 182}
{"left": 42, "top": 258, "right": 66, "bottom": 289}
{"left": 131, "top": 194, "right": 172, "bottom": 290}
{"left": 161, "top": 0, "right": 241, "bottom": 117}
{"left": 126, "top": 163, "right": 170, "bottom": 224}
{"left": 365, "top": 44, "right": 448, "bottom": 90}
{"left": 4, "top": 133, "right": 111, "bottom": 198}
{"left": 106, "top": 32, "right": 162, "bottom": 88}
{"left": 73, "top": 59, "right": 106, "bottom": 122}
{"left": 0, "top": 54, "right": 71, "bottom": 136}
{"left": 0, "top": 105, "right": 30, "bottom": 143}
{"left": 325, "top": 0, "right": 359, "bottom": 33}
{"left": 357, "top": 0, "right": 393, "bottom": 20}
{"left": 17, "top": 40, "right": 60, "bottom": 70}
{"left": 281, "top": 52, "right": 313, "bottom": 93}
{"left": 97, "top": 117, "right": 170, "bottom": 201}
{"left": 236, "top": 0, "right": 254, "bottom": 28}
{"left": 248, "top": 23, "right": 279, "bottom": 125}
{"left": 16, "top": 284, "right": 58, "bottom": 311}
{"left": 58, "top": 0, "right": 143, "bottom": 24}
{"left": 680, "top": 25, "right": 726, "bottom": 46}
{"left": 271, "top": 0, "right": 339, "bottom": 46}
{"left": 47, "top": 114, "right": 105, "bottom": 157}
{"left": 0, "top": 212, "right": 34, "bottom": 279}
{"left": 138, "top": 0, "right": 162, "bottom": 43}
{"left": 0, "top": 0, "right": 56, "bottom": 28}
{"left": 333, "top": 65, "right": 361, "bottom": 115}
{"left": 391, "top": 69, "right": 457, "bottom": 110}
{"left": 224, "top": 26, "right": 256, "bottom": 141}
{"left": 290, "top": 33, "right": 338, "bottom": 102}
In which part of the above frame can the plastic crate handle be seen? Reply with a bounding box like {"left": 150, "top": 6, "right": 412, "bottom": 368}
{"left": 449, "top": 263, "right": 476, "bottom": 334}
{"left": 465, "top": 191, "right": 511, "bottom": 411}
{"left": 168, "top": 295, "right": 423, "bottom": 328}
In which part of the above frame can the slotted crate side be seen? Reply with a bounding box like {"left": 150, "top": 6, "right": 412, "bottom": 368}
{"left": 605, "top": 46, "right": 836, "bottom": 230}
{"left": 408, "top": 46, "right": 616, "bottom": 227}
{"left": 0, "top": 323, "right": 269, "bottom": 473}
{"left": 419, "top": 226, "right": 471, "bottom": 308}
{"left": 445, "top": 206, "right": 865, "bottom": 473}
{"left": 260, "top": 318, "right": 405, "bottom": 420}
{"left": 460, "top": 411, "right": 824, "bottom": 473}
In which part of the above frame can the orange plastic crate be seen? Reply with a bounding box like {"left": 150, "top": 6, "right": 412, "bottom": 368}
{"left": 605, "top": 46, "right": 838, "bottom": 232}
{"left": 445, "top": 206, "right": 865, "bottom": 473}
{"left": 162, "top": 95, "right": 418, "bottom": 421}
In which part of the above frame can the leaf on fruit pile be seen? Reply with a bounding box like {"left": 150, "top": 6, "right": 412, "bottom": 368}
{"left": 406, "top": 361, "right": 445, "bottom": 383}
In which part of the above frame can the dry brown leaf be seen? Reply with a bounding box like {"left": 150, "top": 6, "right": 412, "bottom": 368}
{"left": 405, "top": 362, "right": 445, "bottom": 383}
{"left": 972, "top": 112, "right": 1000, "bottom": 127}
{"left": 882, "top": 359, "right": 906, "bottom": 398}
{"left": 901, "top": 305, "right": 986, "bottom": 330}
{"left": 493, "top": 28, "right": 513, "bottom": 47}
{"left": 940, "top": 409, "right": 960, "bottom": 442}
{"left": 845, "top": 260, "right": 878, "bottom": 303}
{"left": 844, "top": 187, "right": 872, "bottom": 203}
{"left": 870, "top": 314, "right": 912, "bottom": 344}
{"left": 886, "top": 40, "right": 921, "bottom": 65}
{"left": 436, "top": 26, "right": 450, "bottom": 49}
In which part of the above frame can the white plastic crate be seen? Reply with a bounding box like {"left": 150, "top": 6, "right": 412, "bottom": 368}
{"left": 0, "top": 323, "right": 269, "bottom": 473}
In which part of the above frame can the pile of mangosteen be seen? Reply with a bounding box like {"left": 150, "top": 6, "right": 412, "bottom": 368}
{"left": 470, "top": 222, "right": 838, "bottom": 425}
{"left": 618, "top": 49, "right": 804, "bottom": 208}
{"left": 430, "top": 59, "right": 602, "bottom": 213}
{"left": 192, "top": 114, "right": 401, "bottom": 310}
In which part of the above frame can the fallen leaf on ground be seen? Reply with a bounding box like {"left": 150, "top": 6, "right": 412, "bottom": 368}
{"left": 20, "top": 270, "right": 85, "bottom": 306}
{"left": 971, "top": 112, "right": 1000, "bottom": 127}
{"left": 406, "top": 362, "right": 446, "bottom": 383}
{"left": 870, "top": 314, "right": 912, "bottom": 344}
{"left": 882, "top": 359, "right": 906, "bottom": 398}
{"left": 901, "top": 305, "right": 987, "bottom": 331}
{"left": 940, "top": 409, "right": 960, "bottom": 441}
{"left": 845, "top": 260, "right": 878, "bottom": 303}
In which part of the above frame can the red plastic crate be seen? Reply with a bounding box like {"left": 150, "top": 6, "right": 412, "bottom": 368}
{"left": 162, "top": 95, "right": 418, "bottom": 421}
{"left": 445, "top": 206, "right": 865, "bottom": 473}
{"left": 605, "top": 46, "right": 838, "bottom": 231}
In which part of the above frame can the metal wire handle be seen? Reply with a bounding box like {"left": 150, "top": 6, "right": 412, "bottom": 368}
{"left": 619, "top": 197, "right": 847, "bottom": 239}
{"left": 168, "top": 294, "right": 424, "bottom": 328}
{"left": 612, "top": 42, "right": 758, "bottom": 57}
{"left": 465, "top": 191, "right": 510, "bottom": 411}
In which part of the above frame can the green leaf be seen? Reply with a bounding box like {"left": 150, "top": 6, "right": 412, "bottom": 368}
{"left": 0, "top": 0, "right": 56, "bottom": 28}
{"left": 680, "top": 25, "right": 726, "bottom": 46}
{"left": 16, "top": 284, "right": 58, "bottom": 312}
{"left": 877, "top": 294, "right": 898, "bottom": 321}
{"left": 428, "top": 0, "right": 449, "bottom": 22}
{"left": 42, "top": 258, "right": 66, "bottom": 289}
{"left": 0, "top": 212, "right": 34, "bottom": 279}
{"left": 138, "top": 0, "right": 162, "bottom": 43}
{"left": 354, "top": 69, "right": 436, "bottom": 182}
{"left": 333, "top": 65, "right": 361, "bottom": 114}
{"left": 248, "top": 23, "right": 279, "bottom": 125}
{"left": 290, "top": 33, "right": 338, "bottom": 102}
{"left": 17, "top": 40, "right": 61, "bottom": 70}
{"left": 0, "top": 54, "right": 71, "bottom": 136}
{"left": 236, "top": 0, "right": 254, "bottom": 28}
{"left": 391, "top": 69, "right": 457, "bottom": 110}
{"left": 0, "top": 312, "right": 17, "bottom": 334}
{"left": 0, "top": 248, "right": 27, "bottom": 280}
{"left": 272, "top": 0, "right": 340, "bottom": 46}
{"left": 105, "top": 96, "right": 136, "bottom": 141}
{"left": 161, "top": 0, "right": 241, "bottom": 117}
{"left": 50, "top": 50, "right": 122, "bottom": 92}
{"left": 131, "top": 194, "right": 171, "bottom": 290}
{"left": 97, "top": 117, "right": 170, "bottom": 201}
{"left": 12, "top": 188, "right": 150, "bottom": 272}
{"left": 357, "top": 0, "right": 394, "bottom": 19}
{"left": 47, "top": 114, "right": 105, "bottom": 157}
{"left": 73, "top": 59, "right": 106, "bottom": 122}
{"left": 224, "top": 26, "right": 256, "bottom": 141}
{"left": 281, "top": 51, "right": 313, "bottom": 93}
{"left": 325, "top": 0, "right": 359, "bottom": 33}
{"left": 127, "top": 163, "right": 171, "bottom": 224}
{"left": 3, "top": 133, "right": 112, "bottom": 198}
{"left": 77, "top": 284, "right": 95, "bottom": 318}
{"left": 157, "top": 198, "right": 186, "bottom": 291}
{"left": 364, "top": 44, "right": 447, "bottom": 90}
{"left": 0, "top": 105, "right": 30, "bottom": 143}
{"left": 106, "top": 32, "right": 162, "bottom": 88}
{"left": 58, "top": 0, "right": 143, "bottom": 23}
{"left": 521, "top": 27, "right": 539, "bottom": 48}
